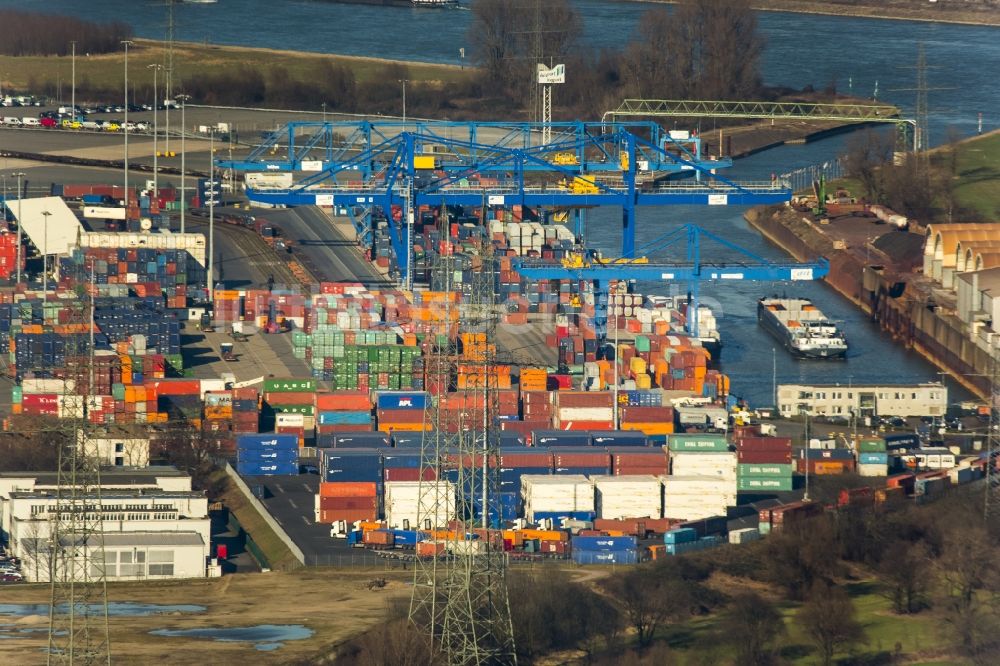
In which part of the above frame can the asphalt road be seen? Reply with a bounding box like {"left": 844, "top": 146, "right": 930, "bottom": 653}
{"left": 241, "top": 472, "right": 383, "bottom": 567}
{"left": 267, "top": 206, "right": 390, "bottom": 287}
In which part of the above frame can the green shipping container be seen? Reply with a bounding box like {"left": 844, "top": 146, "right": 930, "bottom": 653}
{"left": 858, "top": 439, "right": 887, "bottom": 453}
{"left": 668, "top": 434, "right": 730, "bottom": 452}
{"left": 269, "top": 404, "right": 315, "bottom": 416}
{"left": 738, "top": 464, "right": 795, "bottom": 477}
{"left": 738, "top": 476, "right": 794, "bottom": 492}
{"left": 264, "top": 378, "right": 317, "bottom": 393}
{"left": 758, "top": 522, "right": 772, "bottom": 535}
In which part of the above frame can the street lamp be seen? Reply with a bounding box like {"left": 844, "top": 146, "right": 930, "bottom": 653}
{"left": 176, "top": 93, "right": 191, "bottom": 233}
{"left": 12, "top": 171, "right": 24, "bottom": 284}
{"left": 122, "top": 40, "right": 134, "bottom": 226}
{"left": 148, "top": 65, "right": 163, "bottom": 196}
{"left": 208, "top": 127, "right": 215, "bottom": 304}
{"left": 321, "top": 102, "right": 327, "bottom": 123}
{"left": 41, "top": 210, "right": 51, "bottom": 293}
{"left": 398, "top": 79, "right": 408, "bottom": 126}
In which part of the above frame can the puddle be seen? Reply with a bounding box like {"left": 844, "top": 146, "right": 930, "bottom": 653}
{"left": 0, "top": 603, "right": 206, "bottom": 617}
{"left": 149, "top": 624, "right": 313, "bottom": 651}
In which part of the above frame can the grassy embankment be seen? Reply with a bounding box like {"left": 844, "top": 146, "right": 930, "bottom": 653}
{"left": 945, "top": 130, "right": 1000, "bottom": 220}
{"left": 0, "top": 38, "right": 470, "bottom": 96}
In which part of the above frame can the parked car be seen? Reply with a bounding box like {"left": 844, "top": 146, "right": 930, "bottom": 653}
{"left": 39, "top": 117, "right": 58, "bottom": 128}
{"left": 0, "top": 573, "right": 24, "bottom": 582}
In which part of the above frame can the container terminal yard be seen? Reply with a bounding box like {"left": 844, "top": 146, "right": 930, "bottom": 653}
{"left": 0, "top": 94, "right": 997, "bottom": 663}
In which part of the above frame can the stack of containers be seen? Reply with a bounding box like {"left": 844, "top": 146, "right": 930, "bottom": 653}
{"left": 315, "top": 481, "right": 379, "bottom": 525}
{"left": 661, "top": 475, "right": 735, "bottom": 521}
{"left": 519, "top": 390, "right": 553, "bottom": 432}
{"left": 533, "top": 430, "right": 592, "bottom": 447}
{"left": 609, "top": 447, "right": 670, "bottom": 476}
{"left": 236, "top": 434, "right": 298, "bottom": 476}
{"left": 552, "top": 447, "right": 611, "bottom": 476}
{"left": 570, "top": 535, "right": 638, "bottom": 565}
{"left": 553, "top": 391, "right": 614, "bottom": 431}
{"left": 263, "top": 378, "right": 316, "bottom": 445}
{"left": 663, "top": 527, "right": 724, "bottom": 555}
{"left": 591, "top": 431, "right": 648, "bottom": 447}
{"left": 499, "top": 447, "right": 552, "bottom": 494}
{"left": 231, "top": 387, "right": 260, "bottom": 435}
{"left": 593, "top": 476, "right": 662, "bottom": 519}
{"left": 618, "top": 402, "right": 675, "bottom": 436}
{"left": 61, "top": 245, "right": 196, "bottom": 308}
{"left": 736, "top": 436, "right": 795, "bottom": 491}
{"left": 154, "top": 379, "right": 203, "bottom": 426}
{"left": 15, "top": 379, "right": 83, "bottom": 418}
{"left": 376, "top": 391, "right": 430, "bottom": 433}
{"left": 382, "top": 450, "right": 433, "bottom": 482}
{"left": 202, "top": 389, "right": 233, "bottom": 440}
{"left": 521, "top": 475, "right": 595, "bottom": 522}
{"left": 315, "top": 391, "right": 373, "bottom": 437}
{"left": 325, "top": 432, "right": 392, "bottom": 449}
{"left": 797, "top": 447, "right": 856, "bottom": 475}
{"left": 320, "top": 449, "right": 384, "bottom": 494}
{"left": 519, "top": 368, "right": 548, "bottom": 391}
{"left": 384, "top": 480, "right": 456, "bottom": 529}
{"left": 856, "top": 437, "right": 889, "bottom": 477}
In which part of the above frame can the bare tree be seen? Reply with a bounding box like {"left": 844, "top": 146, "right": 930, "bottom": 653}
{"left": 842, "top": 128, "right": 894, "bottom": 202}
{"left": 614, "top": 566, "right": 695, "bottom": 648}
{"left": 720, "top": 592, "right": 785, "bottom": 666}
{"left": 797, "top": 582, "right": 865, "bottom": 666}
{"left": 879, "top": 539, "right": 931, "bottom": 614}
{"left": 936, "top": 525, "right": 1000, "bottom": 661}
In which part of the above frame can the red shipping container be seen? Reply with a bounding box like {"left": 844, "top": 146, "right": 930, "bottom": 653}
{"left": 319, "top": 496, "right": 378, "bottom": 511}
{"left": 264, "top": 392, "right": 316, "bottom": 406}
{"left": 554, "top": 391, "right": 613, "bottom": 408}
{"left": 737, "top": 437, "right": 792, "bottom": 451}
{"left": 216, "top": 544, "right": 228, "bottom": 560}
{"left": 364, "top": 530, "right": 395, "bottom": 546}
{"left": 384, "top": 467, "right": 437, "bottom": 482}
{"left": 500, "top": 450, "right": 553, "bottom": 468}
{"left": 553, "top": 451, "right": 612, "bottom": 468}
{"left": 539, "top": 540, "right": 568, "bottom": 555}
{"left": 737, "top": 449, "right": 793, "bottom": 464}
{"left": 319, "top": 482, "right": 378, "bottom": 498}
{"left": 619, "top": 406, "right": 675, "bottom": 423}
{"left": 232, "top": 387, "right": 259, "bottom": 401}
{"left": 316, "top": 391, "right": 370, "bottom": 411}
{"left": 148, "top": 379, "right": 201, "bottom": 396}
{"left": 319, "top": 508, "right": 378, "bottom": 524}
{"left": 377, "top": 409, "right": 426, "bottom": 424}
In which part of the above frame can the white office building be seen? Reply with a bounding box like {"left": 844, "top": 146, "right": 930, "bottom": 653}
{"left": 777, "top": 382, "right": 947, "bottom": 419}
{"left": 0, "top": 469, "right": 211, "bottom": 582}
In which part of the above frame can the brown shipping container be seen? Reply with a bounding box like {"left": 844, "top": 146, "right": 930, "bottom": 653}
{"left": 615, "top": 464, "right": 669, "bottom": 476}
{"left": 363, "top": 530, "right": 395, "bottom": 546}
{"left": 521, "top": 390, "right": 553, "bottom": 407}
{"left": 233, "top": 387, "right": 259, "bottom": 401}
{"left": 500, "top": 450, "right": 553, "bottom": 468}
{"left": 539, "top": 540, "right": 568, "bottom": 554}
{"left": 319, "top": 481, "right": 379, "bottom": 498}
{"left": 554, "top": 391, "right": 614, "bottom": 409}
{"left": 619, "top": 406, "right": 675, "bottom": 423}
{"left": 737, "top": 449, "right": 793, "bottom": 464}
{"left": 377, "top": 409, "right": 427, "bottom": 424}
{"left": 733, "top": 425, "right": 761, "bottom": 439}
{"left": 384, "top": 467, "right": 437, "bottom": 482}
{"left": 264, "top": 391, "right": 317, "bottom": 406}
{"left": 319, "top": 508, "right": 378, "bottom": 524}
{"left": 736, "top": 437, "right": 792, "bottom": 451}
{"left": 316, "top": 391, "right": 370, "bottom": 411}
{"left": 416, "top": 541, "right": 446, "bottom": 557}
{"left": 319, "top": 496, "right": 379, "bottom": 511}
{"left": 553, "top": 451, "right": 611, "bottom": 468}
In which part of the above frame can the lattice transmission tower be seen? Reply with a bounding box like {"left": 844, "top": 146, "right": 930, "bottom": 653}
{"left": 43, "top": 263, "right": 112, "bottom": 665}
{"left": 409, "top": 204, "right": 517, "bottom": 665}
{"left": 984, "top": 346, "right": 1000, "bottom": 522}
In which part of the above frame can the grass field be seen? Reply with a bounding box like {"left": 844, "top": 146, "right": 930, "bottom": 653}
{"left": 0, "top": 38, "right": 471, "bottom": 97}
{"left": 946, "top": 130, "right": 1000, "bottom": 220}
{"left": 213, "top": 468, "right": 299, "bottom": 571}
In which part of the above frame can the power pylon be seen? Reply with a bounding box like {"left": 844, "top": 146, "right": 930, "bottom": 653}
{"left": 984, "top": 346, "right": 1000, "bottom": 522}
{"left": 45, "top": 264, "right": 112, "bottom": 665}
{"left": 409, "top": 204, "right": 517, "bottom": 665}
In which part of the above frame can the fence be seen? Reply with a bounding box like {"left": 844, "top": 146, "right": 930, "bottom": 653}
{"left": 223, "top": 461, "right": 306, "bottom": 567}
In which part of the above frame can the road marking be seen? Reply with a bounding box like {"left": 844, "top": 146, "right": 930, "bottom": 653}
{"left": 275, "top": 483, "right": 284, "bottom": 493}
{"left": 288, "top": 499, "right": 297, "bottom": 509}
{"left": 302, "top": 516, "right": 311, "bottom": 525}
{"left": 302, "top": 484, "right": 311, "bottom": 492}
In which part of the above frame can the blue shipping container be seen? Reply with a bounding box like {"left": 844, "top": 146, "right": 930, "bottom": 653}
{"left": 376, "top": 392, "right": 429, "bottom": 410}
{"left": 572, "top": 549, "right": 638, "bottom": 565}
{"left": 859, "top": 452, "right": 889, "bottom": 465}
{"left": 237, "top": 434, "right": 299, "bottom": 450}
{"left": 330, "top": 433, "right": 391, "bottom": 448}
{"left": 571, "top": 535, "right": 638, "bottom": 552}
{"left": 533, "top": 431, "right": 593, "bottom": 447}
{"left": 237, "top": 449, "right": 299, "bottom": 463}
{"left": 664, "top": 528, "right": 698, "bottom": 545}
{"left": 391, "top": 529, "right": 426, "bottom": 546}
{"left": 590, "top": 431, "right": 648, "bottom": 447}
{"left": 236, "top": 461, "right": 298, "bottom": 477}
{"left": 534, "top": 511, "right": 596, "bottom": 522}
{"left": 318, "top": 411, "right": 372, "bottom": 425}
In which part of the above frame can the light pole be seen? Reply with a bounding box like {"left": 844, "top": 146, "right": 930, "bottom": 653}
{"left": 41, "top": 210, "right": 51, "bottom": 293}
{"left": 13, "top": 171, "right": 24, "bottom": 284}
{"left": 398, "top": 79, "right": 408, "bottom": 125}
{"left": 176, "top": 94, "right": 190, "bottom": 233}
{"left": 148, "top": 65, "right": 163, "bottom": 196}
{"left": 70, "top": 41, "right": 76, "bottom": 118}
{"left": 321, "top": 102, "right": 327, "bottom": 123}
{"left": 208, "top": 128, "right": 215, "bottom": 304}
{"left": 122, "top": 40, "right": 133, "bottom": 225}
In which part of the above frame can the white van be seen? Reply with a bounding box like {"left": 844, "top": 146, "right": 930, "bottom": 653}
{"left": 21, "top": 117, "right": 40, "bottom": 127}
{"left": 2, "top": 117, "right": 22, "bottom": 126}
{"left": 81, "top": 120, "right": 101, "bottom": 131}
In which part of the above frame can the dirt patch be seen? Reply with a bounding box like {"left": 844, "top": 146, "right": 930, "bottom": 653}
{"left": 0, "top": 569, "right": 408, "bottom": 665}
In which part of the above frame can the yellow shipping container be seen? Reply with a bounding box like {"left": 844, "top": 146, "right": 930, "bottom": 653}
{"left": 413, "top": 155, "right": 438, "bottom": 170}
{"left": 635, "top": 374, "right": 652, "bottom": 390}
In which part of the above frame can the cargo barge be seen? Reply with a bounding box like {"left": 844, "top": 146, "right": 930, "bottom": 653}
{"left": 757, "top": 297, "right": 847, "bottom": 360}
{"left": 315, "top": 0, "right": 458, "bottom": 7}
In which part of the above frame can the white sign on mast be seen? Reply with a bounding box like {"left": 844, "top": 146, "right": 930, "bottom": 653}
{"left": 537, "top": 63, "right": 566, "bottom": 84}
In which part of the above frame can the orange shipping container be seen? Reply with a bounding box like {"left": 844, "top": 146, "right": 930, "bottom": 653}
{"left": 316, "top": 392, "right": 370, "bottom": 411}
{"left": 619, "top": 422, "right": 674, "bottom": 435}
{"left": 518, "top": 529, "right": 568, "bottom": 542}
{"left": 319, "top": 482, "right": 379, "bottom": 498}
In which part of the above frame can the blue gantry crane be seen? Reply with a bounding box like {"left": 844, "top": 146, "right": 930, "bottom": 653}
{"left": 218, "top": 120, "right": 791, "bottom": 281}
{"left": 512, "top": 224, "right": 830, "bottom": 339}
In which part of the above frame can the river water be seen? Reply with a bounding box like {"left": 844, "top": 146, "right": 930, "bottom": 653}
{"left": 5, "top": 0, "right": 998, "bottom": 404}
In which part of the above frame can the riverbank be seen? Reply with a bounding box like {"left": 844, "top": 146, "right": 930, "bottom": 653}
{"left": 628, "top": 0, "right": 1000, "bottom": 28}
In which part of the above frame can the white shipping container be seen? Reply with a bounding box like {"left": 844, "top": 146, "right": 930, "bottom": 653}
{"left": 663, "top": 504, "right": 729, "bottom": 521}
{"left": 385, "top": 480, "right": 456, "bottom": 529}
{"left": 670, "top": 452, "right": 737, "bottom": 479}
{"left": 593, "top": 475, "right": 662, "bottom": 519}
{"left": 857, "top": 463, "right": 888, "bottom": 478}
{"left": 200, "top": 379, "right": 225, "bottom": 397}
{"left": 57, "top": 395, "right": 85, "bottom": 419}
{"left": 521, "top": 475, "right": 594, "bottom": 522}
{"left": 555, "top": 407, "right": 614, "bottom": 422}
{"left": 22, "top": 378, "right": 76, "bottom": 395}
{"left": 448, "top": 540, "right": 484, "bottom": 556}
{"left": 276, "top": 413, "right": 305, "bottom": 427}
{"left": 728, "top": 527, "right": 762, "bottom": 544}
{"left": 661, "top": 475, "right": 738, "bottom": 495}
